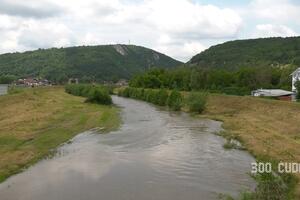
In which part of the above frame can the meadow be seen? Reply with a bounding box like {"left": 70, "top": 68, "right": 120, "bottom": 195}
{"left": 0, "top": 87, "right": 120, "bottom": 182}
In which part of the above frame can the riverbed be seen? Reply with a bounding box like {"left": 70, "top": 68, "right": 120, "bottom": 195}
{"left": 0, "top": 96, "right": 255, "bottom": 200}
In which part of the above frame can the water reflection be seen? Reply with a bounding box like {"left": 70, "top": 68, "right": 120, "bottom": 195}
{"left": 0, "top": 96, "right": 255, "bottom": 200}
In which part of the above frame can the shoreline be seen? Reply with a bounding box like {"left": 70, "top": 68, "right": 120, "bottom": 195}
{"left": 0, "top": 87, "right": 121, "bottom": 183}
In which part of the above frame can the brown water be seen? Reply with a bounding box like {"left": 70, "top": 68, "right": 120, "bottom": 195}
{"left": 0, "top": 96, "right": 255, "bottom": 200}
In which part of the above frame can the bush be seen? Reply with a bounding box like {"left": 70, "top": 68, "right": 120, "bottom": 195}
{"left": 186, "top": 92, "right": 207, "bottom": 113}
{"left": 167, "top": 90, "right": 183, "bottom": 111}
{"left": 157, "top": 89, "right": 169, "bottom": 106}
{"left": 65, "top": 84, "right": 112, "bottom": 105}
{"left": 86, "top": 88, "right": 112, "bottom": 105}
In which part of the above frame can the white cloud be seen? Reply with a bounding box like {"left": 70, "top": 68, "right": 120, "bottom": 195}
{"left": 18, "top": 20, "right": 74, "bottom": 49}
{"left": 0, "top": 0, "right": 243, "bottom": 61}
{"left": 0, "top": 0, "right": 62, "bottom": 18}
{"left": 250, "top": 0, "right": 300, "bottom": 22}
{"left": 156, "top": 41, "right": 207, "bottom": 61}
{"left": 253, "top": 24, "right": 297, "bottom": 38}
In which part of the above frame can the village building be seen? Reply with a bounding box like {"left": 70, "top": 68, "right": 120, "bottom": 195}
{"left": 251, "top": 68, "right": 300, "bottom": 101}
{"left": 68, "top": 78, "right": 79, "bottom": 84}
{"left": 115, "top": 79, "right": 128, "bottom": 87}
{"left": 251, "top": 89, "right": 294, "bottom": 101}
{"left": 15, "top": 78, "right": 51, "bottom": 87}
{"left": 291, "top": 67, "right": 300, "bottom": 92}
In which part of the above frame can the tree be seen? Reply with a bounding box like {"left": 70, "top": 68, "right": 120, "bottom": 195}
{"left": 0, "top": 75, "right": 17, "bottom": 84}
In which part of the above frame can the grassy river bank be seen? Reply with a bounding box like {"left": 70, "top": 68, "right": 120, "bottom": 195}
{"left": 0, "top": 87, "right": 120, "bottom": 182}
{"left": 202, "top": 93, "right": 300, "bottom": 199}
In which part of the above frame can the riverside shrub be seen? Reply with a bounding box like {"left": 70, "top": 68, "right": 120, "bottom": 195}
{"left": 118, "top": 87, "right": 180, "bottom": 110}
{"left": 157, "top": 89, "right": 168, "bottom": 106}
{"left": 167, "top": 90, "right": 183, "bottom": 111}
{"left": 65, "top": 84, "right": 112, "bottom": 105}
{"left": 86, "top": 88, "right": 112, "bottom": 105}
{"left": 186, "top": 92, "right": 207, "bottom": 113}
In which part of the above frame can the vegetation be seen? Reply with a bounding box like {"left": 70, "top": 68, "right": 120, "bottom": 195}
{"left": 0, "top": 87, "right": 120, "bottom": 182}
{"left": 130, "top": 66, "right": 294, "bottom": 96}
{"left": 156, "top": 89, "right": 169, "bottom": 106}
{"left": 118, "top": 87, "right": 184, "bottom": 109}
{"left": 0, "top": 75, "right": 16, "bottom": 84}
{"left": 189, "top": 36, "right": 300, "bottom": 70}
{"left": 0, "top": 45, "right": 182, "bottom": 84}
{"left": 118, "top": 87, "right": 210, "bottom": 112}
{"left": 186, "top": 92, "right": 207, "bottom": 113}
{"left": 167, "top": 90, "right": 183, "bottom": 111}
{"left": 201, "top": 93, "right": 300, "bottom": 199}
{"left": 65, "top": 84, "right": 112, "bottom": 105}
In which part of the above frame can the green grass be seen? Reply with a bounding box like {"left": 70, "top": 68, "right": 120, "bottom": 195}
{"left": 200, "top": 93, "right": 300, "bottom": 199}
{"left": 0, "top": 87, "right": 120, "bottom": 182}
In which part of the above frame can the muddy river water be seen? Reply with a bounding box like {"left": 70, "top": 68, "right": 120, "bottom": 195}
{"left": 0, "top": 96, "right": 255, "bottom": 200}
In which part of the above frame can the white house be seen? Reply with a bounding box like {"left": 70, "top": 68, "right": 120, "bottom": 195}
{"left": 291, "top": 67, "right": 300, "bottom": 92}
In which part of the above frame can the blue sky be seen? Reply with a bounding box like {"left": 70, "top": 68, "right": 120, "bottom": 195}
{"left": 0, "top": 0, "right": 299, "bottom": 61}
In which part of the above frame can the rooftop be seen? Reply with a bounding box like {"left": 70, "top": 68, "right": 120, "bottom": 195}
{"left": 252, "top": 89, "right": 294, "bottom": 97}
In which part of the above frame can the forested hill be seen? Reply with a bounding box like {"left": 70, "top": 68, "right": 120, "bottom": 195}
{"left": 0, "top": 44, "right": 182, "bottom": 83}
{"left": 189, "top": 37, "right": 300, "bottom": 70}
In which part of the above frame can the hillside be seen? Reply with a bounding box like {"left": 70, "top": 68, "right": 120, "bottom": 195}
{"left": 189, "top": 36, "right": 300, "bottom": 70}
{"left": 0, "top": 45, "right": 182, "bottom": 83}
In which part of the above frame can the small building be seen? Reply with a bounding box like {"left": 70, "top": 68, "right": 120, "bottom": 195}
{"left": 291, "top": 67, "right": 300, "bottom": 92}
{"left": 68, "top": 78, "right": 79, "bottom": 84}
{"left": 115, "top": 79, "right": 128, "bottom": 87}
{"left": 251, "top": 89, "right": 294, "bottom": 101}
{"left": 16, "top": 78, "right": 51, "bottom": 87}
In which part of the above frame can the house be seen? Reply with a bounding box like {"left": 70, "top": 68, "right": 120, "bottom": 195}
{"left": 115, "top": 79, "right": 128, "bottom": 87}
{"left": 16, "top": 78, "right": 51, "bottom": 87}
{"left": 68, "top": 78, "right": 79, "bottom": 84}
{"left": 251, "top": 89, "right": 294, "bottom": 101}
{"left": 291, "top": 67, "right": 300, "bottom": 92}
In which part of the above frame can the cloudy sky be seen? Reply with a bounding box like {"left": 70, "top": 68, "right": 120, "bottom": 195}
{"left": 0, "top": 0, "right": 299, "bottom": 61}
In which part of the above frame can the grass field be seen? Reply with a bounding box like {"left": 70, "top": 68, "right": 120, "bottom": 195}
{"left": 200, "top": 94, "right": 300, "bottom": 198}
{"left": 0, "top": 87, "right": 120, "bottom": 182}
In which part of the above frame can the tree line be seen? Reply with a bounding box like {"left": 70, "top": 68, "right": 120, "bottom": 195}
{"left": 129, "top": 66, "right": 296, "bottom": 95}
{"left": 118, "top": 87, "right": 207, "bottom": 113}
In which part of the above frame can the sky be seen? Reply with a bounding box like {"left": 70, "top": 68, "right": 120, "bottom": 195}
{"left": 0, "top": 0, "right": 299, "bottom": 62}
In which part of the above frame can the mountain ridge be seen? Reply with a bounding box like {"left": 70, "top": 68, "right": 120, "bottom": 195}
{"left": 189, "top": 36, "right": 300, "bottom": 70}
{"left": 0, "top": 44, "right": 182, "bottom": 83}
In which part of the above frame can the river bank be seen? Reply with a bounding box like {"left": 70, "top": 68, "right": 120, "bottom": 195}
{"left": 201, "top": 93, "right": 300, "bottom": 198}
{"left": 0, "top": 87, "right": 120, "bottom": 182}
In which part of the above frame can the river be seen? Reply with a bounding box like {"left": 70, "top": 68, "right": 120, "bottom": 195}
{"left": 0, "top": 84, "right": 8, "bottom": 95}
{"left": 0, "top": 96, "right": 255, "bottom": 200}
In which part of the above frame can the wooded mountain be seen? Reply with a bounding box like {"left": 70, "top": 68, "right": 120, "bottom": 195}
{"left": 189, "top": 37, "right": 300, "bottom": 70}
{"left": 0, "top": 44, "right": 182, "bottom": 83}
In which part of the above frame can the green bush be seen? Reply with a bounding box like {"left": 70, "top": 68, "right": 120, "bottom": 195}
{"left": 86, "top": 88, "right": 112, "bottom": 105}
{"left": 167, "top": 90, "right": 183, "bottom": 111}
{"left": 186, "top": 92, "right": 207, "bottom": 113}
{"left": 157, "top": 89, "right": 169, "bottom": 106}
{"left": 65, "top": 84, "right": 112, "bottom": 105}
